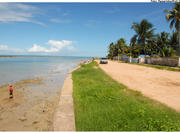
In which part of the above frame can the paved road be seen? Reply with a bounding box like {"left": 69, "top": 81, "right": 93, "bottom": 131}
{"left": 98, "top": 60, "right": 180, "bottom": 112}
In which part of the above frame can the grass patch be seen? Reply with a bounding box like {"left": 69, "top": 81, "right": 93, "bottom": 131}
{"left": 128, "top": 62, "right": 180, "bottom": 72}
{"left": 72, "top": 61, "right": 180, "bottom": 131}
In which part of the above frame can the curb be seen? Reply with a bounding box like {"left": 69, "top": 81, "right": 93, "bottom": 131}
{"left": 53, "top": 65, "right": 80, "bottom": 131}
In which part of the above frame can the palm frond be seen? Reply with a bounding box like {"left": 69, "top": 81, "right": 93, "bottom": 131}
{"left": 164, "top": 9, "right": 169, "bottom": 13}
{"left": 170, "top": 18, "right": 175, "bottom": 29}
{"left": 166, "top": 13, "right": 173, "bottom": 21}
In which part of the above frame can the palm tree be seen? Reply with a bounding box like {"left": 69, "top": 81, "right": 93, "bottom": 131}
{"left": 130, "top": 35, "right": 140, "bottom": 57}
{"left": 116, "top": 38, "right": 127, "bottom": 55}
{"left": 164, "top": 2, "right": 180, "bottom": 48}
{"left": 156, "top": 32, "right": 172, "bottom": 57}
{"left": 131, "top": 19, "right": 155, "bottom": 56}
{"left": 107, "top": 42, "right": 115, "bottom": 58}
{"left": 130, "top": 35, "right": 137, "bottom": 47}
{"left": 156, "top": 32, "right": 170, "bottom": 49}
{"left": 169, "top": 31, "right": 178, "bottom": 49}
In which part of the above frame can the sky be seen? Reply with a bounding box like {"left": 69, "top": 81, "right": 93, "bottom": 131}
{"left": 0, "top": 2, "right": 175, "bottom": 57}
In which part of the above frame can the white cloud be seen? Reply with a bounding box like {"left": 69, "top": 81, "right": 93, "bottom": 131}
{"left": 28, "top": 40, "right": 75, "bottom": 53}
{"left": 0, "top": 3, "right": 45, "bottom": 26}
{"left": 0, "top": 44, "right": 24, "bottom": 52}
{"left": 14, "top": 4, "right": 37, "bottom": 11}
{"left": 28, "top": 44, "right": 47, "bottom": 52}
{"left": 50, "top": 18, "right": 71, "bottom": 24}
{"left": 47, "top": 40, "right": 73, "bottom": 48}
{"left": 0, "top": 45, "right": 8, "bottom": 50}
{"left": 28, "top": 44, "right": 59, "bottom": 53}
{"left": 11, "top": 48, "right": 24, "bottom": 52}
{"left": 0, "top": 40, "right": 75, "bottom": 54}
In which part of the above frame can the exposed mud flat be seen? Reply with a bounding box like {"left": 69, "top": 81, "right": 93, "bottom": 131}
{"left": 0, "top": 72, "right": 66, "bottom": 131}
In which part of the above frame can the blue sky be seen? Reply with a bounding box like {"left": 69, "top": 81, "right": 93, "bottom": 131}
{"left": 0, "top": 2, "right": 175, "bottom": 57}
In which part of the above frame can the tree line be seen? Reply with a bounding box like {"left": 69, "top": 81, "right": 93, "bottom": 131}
{"left": 107, "top": 2, "right": 180, "bottom": 58}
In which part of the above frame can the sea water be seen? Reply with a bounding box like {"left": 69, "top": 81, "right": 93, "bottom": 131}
{"left": 0, "top": 56, "right": 88, "bottom": 86}
{"left": 0, "top": 56, "right": 89, "bottom": 130}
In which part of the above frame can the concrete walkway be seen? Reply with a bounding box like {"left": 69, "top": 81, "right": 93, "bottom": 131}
{"left": 53, "top": 67, "right": 79, "bottom": 131}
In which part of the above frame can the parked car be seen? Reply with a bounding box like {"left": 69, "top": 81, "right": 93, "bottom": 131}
{"left": 100, "top": 57, "right": 108, "bottom": 64}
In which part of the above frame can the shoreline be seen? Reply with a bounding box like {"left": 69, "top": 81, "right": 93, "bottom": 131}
{"left": 53, "top": 59, "right": 91, "bottom": 130}
{"left": 0, "top": 60, "right": 88, "bottom": 130}
{"left": 0, "top": 55, "right": 91, "bottom": 58}
{"left": 53, "top": 64, "right": 81, "bottom": 131}
{"left": 0, "top": 71, "right": 65, "bottom": 130}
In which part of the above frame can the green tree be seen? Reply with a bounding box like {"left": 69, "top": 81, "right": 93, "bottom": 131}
{"left": 130, "top": 35, "right": 140, "bottom": 57}
{"left": 148, "top": 39, "right": 159, "bottom": 56}
{"left": 156, "top": 32, "right": 170, "bottom": 49}
{"left": 169, "top": 31, "right": 178, "bottom": 50}
{"left": 107, "top": 42, "right": 115, "bottom": 58}
{"left": 159, "top": 47, "right": 175, "bottom": 57}
{"left": 164, "top": 2, "right": 180, "bottom": 48}
{"left": 131, "top": 19, "right": 155, "bottom": 55}
{"left": 115, "top": 38, "right": 128, "bottom": 56}
{"left": 156, "top": 32, "right": 175, "bottom": 57}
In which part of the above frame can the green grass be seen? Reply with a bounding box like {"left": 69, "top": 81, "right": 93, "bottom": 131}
{"left": 128, "top": 62, "right": 180, "bottom": 72}
{"left": 72, "top": 61, "right": 180, "bottom": 131}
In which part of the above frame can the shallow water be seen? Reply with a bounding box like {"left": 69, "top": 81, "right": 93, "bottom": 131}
{"left": 0, "top": 56, "right": 88, "bottom": 86}
{"left": 0, "top": 56, "right": 88, "bottom": 130}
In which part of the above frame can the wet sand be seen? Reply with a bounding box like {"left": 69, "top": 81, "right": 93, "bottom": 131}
{"left": 0, "top": 72, "right": 66, "bottom": 130}
{"left": 98, "top": 60, "right": 180, "bottom": 112}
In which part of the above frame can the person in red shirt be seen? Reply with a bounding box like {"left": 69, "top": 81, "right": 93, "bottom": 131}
{"left": 9, "top": 84, "right": 13, "bottom": 99}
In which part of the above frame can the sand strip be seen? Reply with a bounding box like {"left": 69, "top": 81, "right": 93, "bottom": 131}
{"left": 98, "top": 60, "right": 180, "bottom": 112}
{"left": 53, "top": 66, "right": 80, "bottom": 131}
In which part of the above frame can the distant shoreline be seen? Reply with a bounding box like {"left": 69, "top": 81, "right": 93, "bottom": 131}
{"left": 0, "top": 55, "right": 19, "bottom": 57}
{"left": 0, "top": 55, "right": 92, "bottom": 58}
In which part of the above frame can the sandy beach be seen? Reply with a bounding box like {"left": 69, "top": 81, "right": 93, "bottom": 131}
{"left": 0, "top": 73, "right": 65, "bottom": 130}
{"left": 0, "top": 56, "right": 87, "bottom": 131}
{"left": 98, "top": 60, "right": 180, "bottom": 112}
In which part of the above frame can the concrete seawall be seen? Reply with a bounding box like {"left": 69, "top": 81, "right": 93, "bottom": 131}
{"left": 53, "top": 66, "right": 80, "bottom": 131}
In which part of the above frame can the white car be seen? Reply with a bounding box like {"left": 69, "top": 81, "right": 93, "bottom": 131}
{"left": 100, "top": 57, "right": 108, "bottom": 64}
